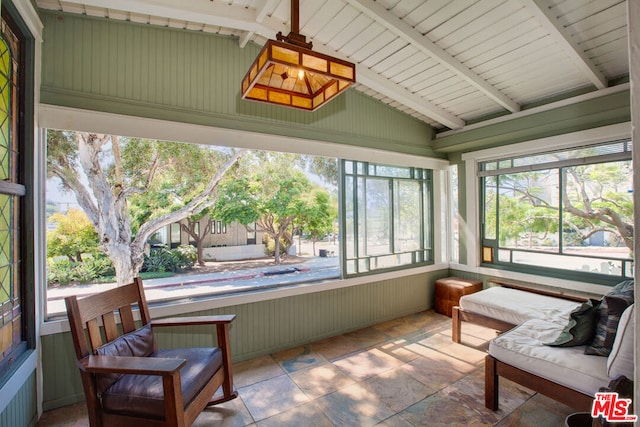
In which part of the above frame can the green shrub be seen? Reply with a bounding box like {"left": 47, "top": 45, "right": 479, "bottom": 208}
{"left": 47, "top": 255, "right": 115, "bottom": 286}
{"left": 47, "top": 258, "right": 75, "bottom": 286}
{"left": 141, "top": 245, "right": 196, "bottom": 273}
{"left": 84, "top": 255, "right": 116, "bottom": 277}
{"left": 174, "top": 245, "right": 197, "bottom": 270}
{"left": 264, "top": 235, "right": 287, "bottom": 257}
{"left": 47, "top": 246, "right": 195, "bottom": 286}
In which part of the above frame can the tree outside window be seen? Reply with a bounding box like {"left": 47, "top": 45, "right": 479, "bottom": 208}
{"left": 342, "top": 160, "right": 433, "bottom": 275}
{"left": 481, "top": 141, "right": 633, "bottom": 283}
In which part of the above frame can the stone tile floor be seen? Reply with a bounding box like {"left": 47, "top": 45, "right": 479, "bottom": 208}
{"left": 36, "top": 310, "right": 577, "bottom": 426}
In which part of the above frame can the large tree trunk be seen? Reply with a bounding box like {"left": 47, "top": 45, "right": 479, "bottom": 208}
{"left": 50, "top": 132, "right": 246, "bottom": 286}
{"left": 274, "top": 236, "right": 282, "bottom": 264}
{"left": 76, "top": 133, "right": 136, "bottom": 286}
{"left": 109, "top": 244, "right": 136, "bottom": 285}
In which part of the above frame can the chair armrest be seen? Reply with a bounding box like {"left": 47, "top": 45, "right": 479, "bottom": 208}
{"left": 79, "top": 355, "right": 186, "bottom": 376}
{"left": 151, "top": 314, "right": 236, "bottom": 327}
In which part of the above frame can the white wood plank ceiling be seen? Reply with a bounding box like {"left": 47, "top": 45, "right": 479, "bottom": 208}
{"left": 36, "top": 0, "right": 630, "bottom": 132}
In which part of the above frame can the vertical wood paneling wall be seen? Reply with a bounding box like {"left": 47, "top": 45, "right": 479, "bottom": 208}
{"left": 39, "top": 11, "right": 439, "bottom": 158}
{"left": 41, "top": 271, "right": 445, "bottom": 411}
{"left": 0, "top": 372, "right": 37, "bottom": 427}
{"left": 434, "top": 90, "right": 631, "bottom": 153}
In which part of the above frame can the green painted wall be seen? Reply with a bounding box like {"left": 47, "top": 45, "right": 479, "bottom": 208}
{"left": 39, "top": 11, "right": 440, "bottom": 159}
{"left": 40, "top": 269, "right": 448, "bottom": 411}
{"left": 435, "top": 89, "right": 630, "bottom": 154}
{"left": 0, "top": 371, "right": 37, "bottom": 427}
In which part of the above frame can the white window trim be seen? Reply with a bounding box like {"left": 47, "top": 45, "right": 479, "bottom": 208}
{"left": 39, "top": 104, "right": 450, "bottom": 171}
{"left": 433, "top": 169, "right": 447, "bottom": 265}
{"left": 457, "top": 122, "right": 631, "bottom": 295}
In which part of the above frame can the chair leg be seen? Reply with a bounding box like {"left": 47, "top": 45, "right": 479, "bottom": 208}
{"left": 485, "top": 354, "right": 499, "bottom": 410}
{"left": 452, "top": 306, "right": 462, "bottom": 343}
{"left": 207, "top": 322, "right": 239, "bottom": 407}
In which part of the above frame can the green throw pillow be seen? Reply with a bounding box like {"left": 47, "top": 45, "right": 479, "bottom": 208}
{"left": 546, "top": 299, "right": 600, "bottom": 347}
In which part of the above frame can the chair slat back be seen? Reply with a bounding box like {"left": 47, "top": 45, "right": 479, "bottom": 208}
{"left": 86, "top": 318, "right": 104, "bottom": 351}
{"left": 101, "top": 311, "right": 118, "bottom": 343}
{"left": 119, "top": 305, "right": 137, "bottom": 334}
{"left": 65, "top": 277, "right": 152, "bottom": 359}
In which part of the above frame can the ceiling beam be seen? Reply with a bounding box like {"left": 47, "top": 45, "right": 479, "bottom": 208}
{"left": 238, "top": 31, "right": 253, "bottom": 48}
{"left": 256, "top": 0, "right": 280, "bottom": 23}
{"left": 520, "top": 0, "right": 607, "bottom": 89}
{"left": 49, "top": 0, "right": 465, "bottom": 129}
{"left": 56, "top": 0, "right": 278, "bottom": 32}
{"left": 345, "top": 0, "right": 521, "bottom": 113}
{"left": 351, "top": 67, "right": 465, "bottom": 129}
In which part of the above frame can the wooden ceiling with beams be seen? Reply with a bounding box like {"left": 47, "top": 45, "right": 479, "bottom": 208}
{"left": 35, "top": 0, "right": 629, "bottom": 132}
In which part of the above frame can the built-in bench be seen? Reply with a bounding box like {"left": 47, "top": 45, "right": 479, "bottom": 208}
{"left": 486, "top": 302, "right": 634, "bottom": 411}
{"left": 451, "top": 281, "right": 589, "bottom": 343}
{"left": 452, "top": 279, "right": 635, "bottom": 412}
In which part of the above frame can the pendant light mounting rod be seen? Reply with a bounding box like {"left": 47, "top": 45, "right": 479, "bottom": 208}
{"left": 276, "top": 0, "right": 312, "bottom": 49}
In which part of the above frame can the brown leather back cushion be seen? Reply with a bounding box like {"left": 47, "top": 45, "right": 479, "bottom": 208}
{"left": 94, "top": 324, "right": 155, "bottom": 393}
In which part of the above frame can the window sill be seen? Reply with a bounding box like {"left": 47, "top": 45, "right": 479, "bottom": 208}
{"left": 449, "top": 263, "right": 611, "bottom": 296}
{"left": 40, "top": 262, "right": 449, "bottom": 336}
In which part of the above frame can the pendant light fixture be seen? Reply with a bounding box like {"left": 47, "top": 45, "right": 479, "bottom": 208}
{"left": 241, "top": 0, "right": 356, "bottom": 111}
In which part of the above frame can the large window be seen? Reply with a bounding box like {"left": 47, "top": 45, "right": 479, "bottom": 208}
{"left": 342, "top": 160, "right": 433, "bottom": 275}
{"left": 44, "top": 133, "right": 437, "bottom": 316}
{"left": 480, "top": 140, "right": 633, "bottom": 283}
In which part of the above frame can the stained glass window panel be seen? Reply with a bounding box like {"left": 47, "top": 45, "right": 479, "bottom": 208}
{"left": 0, "top": 40, "right": 9, "bottom": 181}
{"left": 0, "top": 15, "right": 24, "bottom": 375}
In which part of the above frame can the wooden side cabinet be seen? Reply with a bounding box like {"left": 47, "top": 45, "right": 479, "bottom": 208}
{"left": 434, "top": 277, "right": 483, "bottom": 317}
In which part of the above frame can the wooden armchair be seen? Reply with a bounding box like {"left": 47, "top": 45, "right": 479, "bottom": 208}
{"left": 65, "top": 277, "right": 237, "bottom": 427}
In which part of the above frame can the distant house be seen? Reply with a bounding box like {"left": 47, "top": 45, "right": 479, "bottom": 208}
{"left": 154, "top": 217, "right": 266, "bottom": 261}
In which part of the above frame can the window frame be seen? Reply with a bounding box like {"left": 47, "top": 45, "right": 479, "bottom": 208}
{"left": 462, "top": 123, "right": 633, "bottom": 287}
{"left": 0, "top": 0, "right": 36, "bottom": 386}
{"left": 38, "top": 105, "right": 450, "bottom": 327}
{"left": 340, "top": 160, "right": 435, "bottom": 277}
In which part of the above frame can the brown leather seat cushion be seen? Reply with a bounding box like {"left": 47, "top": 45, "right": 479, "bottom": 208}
{"left": 101, "top": 347, "right": 222, "bottom": 419}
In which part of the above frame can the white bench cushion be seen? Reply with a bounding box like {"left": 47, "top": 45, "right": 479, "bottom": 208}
{"left": 460, "top": 287, "right": 581, "bottom": 326}
{"left": 489, "top": 318, "right": 609, "bottom": 396}
{"left": 607, "top": 303, "right": 634, "bottom": 379}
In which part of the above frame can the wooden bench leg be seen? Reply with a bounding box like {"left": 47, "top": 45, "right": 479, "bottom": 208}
{"left": 452, "top": 306, "right": 462, "bottom": 343}
{"left": 485, "top": 354, "right": 499, "bottom": 410}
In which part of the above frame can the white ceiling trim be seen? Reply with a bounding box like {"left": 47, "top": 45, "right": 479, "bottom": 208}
{"left": 345, "top": 0, "right": 521, "bottom": 113}
{"left": 39, "top": 103, "right": 451, "bottom": 170}
{"left": 521, "top": 0, "right": 607, "bottom": 89}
